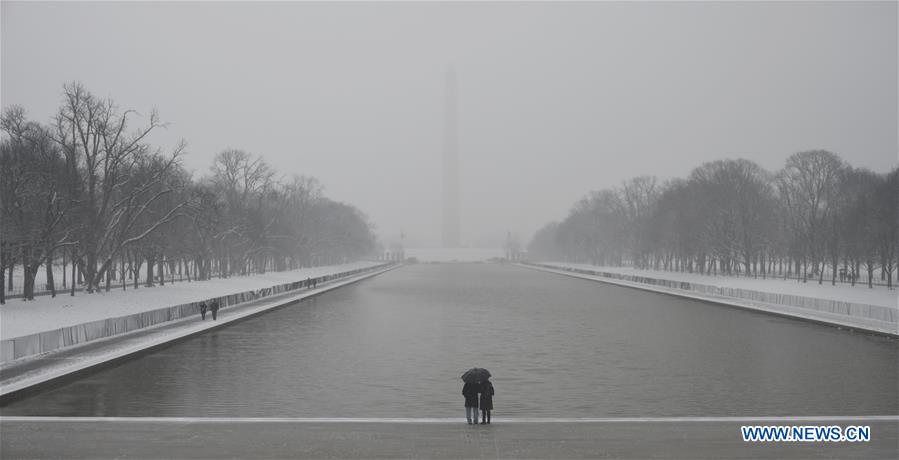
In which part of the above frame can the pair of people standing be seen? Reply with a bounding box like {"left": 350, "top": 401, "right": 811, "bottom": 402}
{"left": 199, "top": 300, "right": 220, "bottom": 321}
{"left": 462, "top": 379, "right": 494, "bottom": 425}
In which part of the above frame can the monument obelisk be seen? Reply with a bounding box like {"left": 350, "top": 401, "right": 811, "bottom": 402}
{"left": 442, "top": 66, "right": 461, "bottom": 248}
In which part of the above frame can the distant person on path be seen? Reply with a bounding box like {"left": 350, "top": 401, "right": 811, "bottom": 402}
{"left": 210, "top": 300, "right": 220, "bottom": 321}
{"left": 306, "top": 277, "right": 312, "bottom": 289}
{"left": 199, "top": 302, "right": 208, "bottom": 320}
{"left": 479, "top": 379, "right": 494, "bottom": 424}
{"left": 462, "top": 381, "right": 480, "bottom": 425}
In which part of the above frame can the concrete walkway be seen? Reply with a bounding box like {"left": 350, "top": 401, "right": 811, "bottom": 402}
{"left": 1, "top": 416, "right": 895, "bottom": 459}
{"left": 0, "top": 264, "right": 398, "bottom": 402}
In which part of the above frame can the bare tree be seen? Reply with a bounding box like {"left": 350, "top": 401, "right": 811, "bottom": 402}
{"left": 52, "top": 82, "right": 187, "bottom": 293}
{"left": 689, "top": 159, "right": 776, "bottom": 276}
{"left": 528, "top": 222, "right": 561, "bottom": 260}
{"left": 776, "top": 150, "right": 847, "bottom": 283}
{"left": 553, "top": 189, "right": 627, "bottom": 265}
{"left": 0, "top": 106, "right": 74, "bottom": 301}
{"left": 2, "top": 82, "right": 380, "bottom": 303}
{"left": 533, "top": 150, "right": 891, "bottom": 291}
{"left": 209, "top": 149, "right": 276, "bottom": 276}
{"left": 620, "top": 176, "right": 659, "bottom": 269}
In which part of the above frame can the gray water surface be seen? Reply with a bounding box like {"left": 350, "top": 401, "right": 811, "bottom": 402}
{"left": 3, "top": 264, "right": 897, "bottom": 417}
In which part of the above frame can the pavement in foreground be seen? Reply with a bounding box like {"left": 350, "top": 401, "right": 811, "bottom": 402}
{"left": 1, "top": 417, "right": 896, "bottom": 459}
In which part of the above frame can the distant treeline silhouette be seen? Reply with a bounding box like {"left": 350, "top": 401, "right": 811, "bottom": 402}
{"left": 529, "top": 153, "right": 898, "bottom": 288}
{"left": 0, "top": 82, "right": 376, "bottom": 303}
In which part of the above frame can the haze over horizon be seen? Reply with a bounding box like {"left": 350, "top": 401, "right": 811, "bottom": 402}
{"left": 3, "top": 1, "right": 896, "bottom": 248}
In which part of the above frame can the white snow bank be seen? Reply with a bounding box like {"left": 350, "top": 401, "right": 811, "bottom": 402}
{"left": 541, "top": 262, "right": 897, "bottom": 309}
{"left": 0, "top": 261, "right": 381, "bottom": 339}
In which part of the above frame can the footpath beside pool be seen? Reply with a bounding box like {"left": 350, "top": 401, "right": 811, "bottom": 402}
{"left": 0, "top": 263, "right": 398, "bottom": 402}
{"left": 521, "top": 262, "right": 898, "bottom": 337}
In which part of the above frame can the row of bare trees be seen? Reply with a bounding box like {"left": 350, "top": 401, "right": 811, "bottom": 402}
{"left": 529, "top": 151, "right": 898, "bottom": 288}
{"left": 0, "top": 82, "right": 376, "bottom": 304}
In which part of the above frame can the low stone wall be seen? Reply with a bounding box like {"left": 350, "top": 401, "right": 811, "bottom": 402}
{"left": 0, "top": 264, "right": 388, "bottom": 364}
{"left": 528, "top": 263, "right": 898, "bottom": 326}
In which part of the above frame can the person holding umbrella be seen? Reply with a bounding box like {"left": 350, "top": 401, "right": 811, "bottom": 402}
{"left": 461, "top": 368, "right": 491, "bottom": 425}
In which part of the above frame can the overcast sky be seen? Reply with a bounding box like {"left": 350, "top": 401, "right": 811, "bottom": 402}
{"left": 2, "top": 1, "right": 896, "bottom": 248}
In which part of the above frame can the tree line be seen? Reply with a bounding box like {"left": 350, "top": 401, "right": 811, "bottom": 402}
{"left": 0, "top": 82, "right": 376, "bottom": 303}
{"left": 529, "top": 151, "right": 898, "bottom": 288}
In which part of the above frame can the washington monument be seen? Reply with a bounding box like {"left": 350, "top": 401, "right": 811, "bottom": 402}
{"left": 442, "top": 66, "right": 461, "bottom": 248}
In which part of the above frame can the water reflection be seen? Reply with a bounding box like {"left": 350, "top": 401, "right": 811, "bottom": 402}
{"left": 3, "top": 264, "right": 897, "bottom": 417}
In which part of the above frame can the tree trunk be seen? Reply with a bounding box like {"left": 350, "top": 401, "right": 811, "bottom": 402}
{"left": 887, "top": 260, "right": 895, "bottom": 289}
{"left": 817, "top": 260, "right": 824, "bottom": 285}
{"left": 83, "top": 253, "right": 97, "bottom": 293}
{"left": 831, "top": 255, "right": 837, "bottom": 286}
{"left": 867, "top": 262, "right": 874, "bottom": 288}
{"left": 133, "top": 256, "right": 141, "bottom": 290}
{"left": 158, "top": 255, "right": 165, "bottom": 286}
{"left": 145, "top": 256, "right": 155, "bottom": 287}
{"left": 70, "top": 251, "right": 77, "bottom": 296}
{"left": 61, "top": 251, "right": 67, "bottom": 289}
{"left": 46, "top": 249, "right": 56, "bottom": 297}
{"left": 24, "top": 260, "right": 40, "bottom": 301}
{"left": 23, "top": 261, "right": 32, "bottom": 300}
{"left": 7, "top": 258, "right": 14, "bottom": 292}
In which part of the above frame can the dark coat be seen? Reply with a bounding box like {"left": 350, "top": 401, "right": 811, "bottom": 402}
{"left": 210, "top": 301, "right": 220, "bottom": 312}
{"left": 479, "top": 381, "right": 494, "bottom": 410}
{"left": 462, "top": 382, "right": 479, "bottom": 408}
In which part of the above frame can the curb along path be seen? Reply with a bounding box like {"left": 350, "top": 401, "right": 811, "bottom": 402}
{"left": 0, "top": 263, "right": 399, "bottom": 402}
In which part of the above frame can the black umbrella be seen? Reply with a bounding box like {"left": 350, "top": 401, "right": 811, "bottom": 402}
{"left": 461, "top": 367, "right": 491, "bottom": 384}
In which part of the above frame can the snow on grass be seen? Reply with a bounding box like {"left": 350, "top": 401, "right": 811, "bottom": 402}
{"left": 0, "top": 261, "right": 382, "bottom": 340}
{"left": 540, "top": 262, "right": 898, "bottom": 309}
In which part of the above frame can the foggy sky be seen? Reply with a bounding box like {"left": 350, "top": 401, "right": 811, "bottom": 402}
{"left": 2, "top": 1, "right": 896, "bottom": 248}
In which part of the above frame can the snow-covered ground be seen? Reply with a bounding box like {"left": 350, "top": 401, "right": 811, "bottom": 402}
{"left": 539, "top": 262, "right": 897, "bottom": 309}
{"left": 6, "top": 260, "right": 371, "bottom": 298}
{"left": 6, "top": 262, "right": 198, "bottom": 297}
{"left": 0, "top": 261, "right": 381, "bottom": 340}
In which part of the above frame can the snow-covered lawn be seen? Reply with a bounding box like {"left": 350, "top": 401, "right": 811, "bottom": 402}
{"left": 0, "top": 261, "right": 381, "bottom": 340}
{"left": 540, "top": 262, "right": 898, "bottom": 309}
